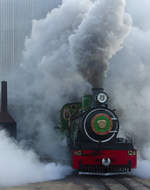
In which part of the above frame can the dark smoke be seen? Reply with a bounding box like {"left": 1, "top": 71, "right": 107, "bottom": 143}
{"left": 70, "top": 0, "right": 131, "bottom": 87}
{"left": 74, "top": 38, "right": 107, "bottom": 87}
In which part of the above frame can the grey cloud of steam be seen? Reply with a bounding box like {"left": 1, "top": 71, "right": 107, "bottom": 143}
{"left": 126, "top": 0, "right": 150, "bottom": 31}
{"left": 70, "top": 0, "right": 131, "bottom": 87}
{"left": 6, "top": 0, "right": 92, "bottom": 160}
{"left": 9, "top": 0, "right": 130, "bottom": 158}
{"left": 0, "top": 130, "right": 72, "bottom": 187}
{"left": 0, "top": 0, "right": 142, "bottom": 185}
{"left": 105, "top": 0, "right": 150, "bottom": 178}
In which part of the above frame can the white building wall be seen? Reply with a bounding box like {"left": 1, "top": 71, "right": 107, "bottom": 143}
{"left": 0, "top": 0, "right": 61, "bottom": 71}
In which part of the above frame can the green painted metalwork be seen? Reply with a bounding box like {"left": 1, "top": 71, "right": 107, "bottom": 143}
{"left": 60, "top": 103, "right": 82, "bottom": 131}
{"left": 82, "top": 95, "right": 92, "bottom": 110}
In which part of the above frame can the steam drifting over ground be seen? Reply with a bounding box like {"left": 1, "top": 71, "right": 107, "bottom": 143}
{"left": 0, "top": 130, "right": 72, "bottom": 187}
{"left": 0, "top": 0, "right": 150, "bottom": 186}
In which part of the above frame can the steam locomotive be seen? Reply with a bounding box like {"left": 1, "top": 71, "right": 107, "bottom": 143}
{"left": 60, "top": 88, "right": 137, "bottom": 175}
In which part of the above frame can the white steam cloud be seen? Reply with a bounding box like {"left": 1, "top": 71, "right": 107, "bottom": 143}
{"left": 105, "top": 0, "right": 150, "bottom": 179}
{"left": 7, "top": 0, "right": 129, "bottom": 160}
{"left": 0, "top": 130, "right": 72, "bottom": 187}
{"left": 0, "top": 0, "right": 149, "bottom": 185}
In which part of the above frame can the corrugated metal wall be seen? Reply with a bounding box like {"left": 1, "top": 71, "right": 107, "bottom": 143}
{"left": 0, "top": 0, "right": 33, "bottom": 71}
{"left": 0, "top": 0, "right": 61, "bottom": 72}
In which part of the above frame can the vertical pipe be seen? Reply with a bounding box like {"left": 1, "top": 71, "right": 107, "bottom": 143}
{"left": 92, "top": 88, "right": 104, "bottom": 107}
{"left": 1, "top": 81, "right": 7, "bottom": 112}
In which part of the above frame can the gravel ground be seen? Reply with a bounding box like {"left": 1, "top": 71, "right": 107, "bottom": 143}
{"left": 1, "top": 175, "right": 150, "bottom": 190}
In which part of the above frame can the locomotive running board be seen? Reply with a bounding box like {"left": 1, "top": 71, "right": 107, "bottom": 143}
{"left": 79, "top": 171, "right": 130, "bottom": 176}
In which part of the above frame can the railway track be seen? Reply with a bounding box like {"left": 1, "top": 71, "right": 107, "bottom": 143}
{"left": 100, "top": 176, "right": 150, "bottom": 190}
{"left": 63, "top": 174, "right": 150, "bottom": 190}
{"left": 1, "top": 175, "right": 150, "bottom": 190}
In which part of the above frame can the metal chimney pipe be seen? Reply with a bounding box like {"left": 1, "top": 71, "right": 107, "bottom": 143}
{"left": 92, "top": 88, "right": 104, "bottom": 107}
{"left": 1, "top": 81, "right": 7, "bottom": 112}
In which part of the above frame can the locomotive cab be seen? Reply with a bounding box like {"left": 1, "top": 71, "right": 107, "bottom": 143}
{"left": 60, "top": 88, "right": 137, "bottom": 175}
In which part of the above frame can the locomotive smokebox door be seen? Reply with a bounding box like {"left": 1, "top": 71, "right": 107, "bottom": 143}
{"left": 0, "top": 81, "right": 16, "bottom": 138}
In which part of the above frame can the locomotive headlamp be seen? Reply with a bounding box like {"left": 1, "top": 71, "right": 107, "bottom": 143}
{"left": 97, "top": 92, "right": 108, "bottom": 103}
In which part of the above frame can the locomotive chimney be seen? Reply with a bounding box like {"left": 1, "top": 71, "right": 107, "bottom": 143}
{"left": 92, "top": 88, "right": 105, "bottom": 107}
{"left": 1, "top": 81, "right": 7, "bottom": 112}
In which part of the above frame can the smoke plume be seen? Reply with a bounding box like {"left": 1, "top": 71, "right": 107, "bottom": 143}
{"left": 7, "top": 0, "right": 129, "bottom": 159}
{"left": 0, "top": 0, "right": 149, "bottom": 185}
{"left": 105, "top": 0, "right": 150, "bottom": 178}
{"left": 70, "top": 0, "right": 131, "bottom": 87}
